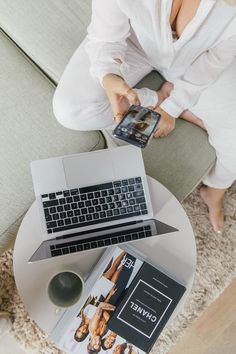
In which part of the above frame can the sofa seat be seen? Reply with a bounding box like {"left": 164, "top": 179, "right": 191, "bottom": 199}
{"left": 0, "top": 32, "right": 105, "bottom": 253}
{"left": 0, "top": 0, "right": 216, "bottom": 203}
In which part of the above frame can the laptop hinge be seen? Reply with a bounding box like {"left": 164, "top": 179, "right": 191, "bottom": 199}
{"left": 56, "top": 220, "right": 144, "bottom": 240}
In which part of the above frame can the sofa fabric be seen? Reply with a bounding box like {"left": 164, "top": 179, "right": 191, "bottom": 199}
{"left": 0, "top": 32, "right": 105, "bottom": 253}
{"left": 0, "top": 0, "right": 92, "bottom": 83}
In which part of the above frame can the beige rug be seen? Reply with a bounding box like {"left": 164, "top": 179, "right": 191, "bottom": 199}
{"left": 0, "top": 183, "right": 235, "bottom": 354}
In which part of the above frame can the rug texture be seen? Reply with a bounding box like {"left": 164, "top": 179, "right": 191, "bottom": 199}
{"left": 0, "top": 183, "right": 235, "bottom": 354}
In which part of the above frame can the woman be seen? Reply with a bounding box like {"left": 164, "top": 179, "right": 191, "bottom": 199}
{"left": 86, "top": 302, "right": 116, "bottom": 353}
{"left": 112, "top": 342, "right": 128, "bottom": 354}
{"left": 101, "top": 331, "right": 117, "bottom": 350}
{"left": 53, "top": 0, "right": 236, "bottom": 233}
{"left": 74, "top": 309, "right": 90, "bottom": 342}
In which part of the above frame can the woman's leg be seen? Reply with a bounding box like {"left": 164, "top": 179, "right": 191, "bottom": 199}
{"left": 103, "top": 251, "right": 125, "bottom": 280}
{"left": 160, "top": 62, "right": 236, "bottom": 232}
{"left": 190, "top": 58, "right": 236, "bottom": 232}
{"left": 200, "top": 128, "right": 236, "bottom": 233}
{"left": 157, "top": 82, "right": 206, "bottom": 129}
{"left": 53, "top": 37, "right": 156, "bottom": 131}
{"left": 200, "top": 186, "right": 226, "bottom": 233}
{"left": 53, "top": 38, "right": 111, "bottom": 131}
{"left": 180, "top": 110, "right": 206, "bottom": 130}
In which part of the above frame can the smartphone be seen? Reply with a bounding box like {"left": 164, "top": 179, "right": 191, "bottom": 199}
{"left": 112, "top": 105, "right": 161, "bottom": 148}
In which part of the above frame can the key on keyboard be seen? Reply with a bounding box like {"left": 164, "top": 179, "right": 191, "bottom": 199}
{"left": 41, "top": 177, "right": 148, "bottom": 234}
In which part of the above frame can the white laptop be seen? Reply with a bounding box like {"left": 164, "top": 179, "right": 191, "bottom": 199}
{"left": 29, "top": 145, "right": 177, "bottom": 262}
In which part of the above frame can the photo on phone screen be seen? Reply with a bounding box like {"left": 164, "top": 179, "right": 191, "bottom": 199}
{"left": 113, "top": 105, "right": 161, "bottom": 148}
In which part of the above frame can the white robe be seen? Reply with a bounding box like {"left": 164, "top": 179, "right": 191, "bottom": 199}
{"left": 53, "top": 0, "right": 236, "bottom": 188}
{"left": 85, "top": 0, "right": 236, "bottom": 122}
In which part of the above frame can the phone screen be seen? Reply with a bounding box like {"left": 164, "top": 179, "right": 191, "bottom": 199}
{"left": 113, "top": 105, "right": 161, "bottom": 148}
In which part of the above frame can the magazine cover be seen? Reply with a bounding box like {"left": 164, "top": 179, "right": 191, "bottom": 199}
{"left": 57, "top": 247, "right": 146, "bottom": 354}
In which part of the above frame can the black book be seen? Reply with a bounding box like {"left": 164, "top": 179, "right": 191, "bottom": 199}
{"left": 108, "top": 261, "right": 186, "bottom": 353}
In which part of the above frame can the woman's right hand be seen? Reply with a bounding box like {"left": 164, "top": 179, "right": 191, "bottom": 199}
{"left": 102, "top": 74, "right": 140, "bottom": 123}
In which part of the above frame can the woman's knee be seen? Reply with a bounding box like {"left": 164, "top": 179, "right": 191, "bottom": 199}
{"left": 53, "top": 85, "right": 111, "bottom": 131}
{"left": 53, "top": 86, "right": 75, "bottom": 129}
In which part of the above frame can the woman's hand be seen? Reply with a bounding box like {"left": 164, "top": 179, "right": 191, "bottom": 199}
{"left": 102, "top": 74, "right": 140, "bottom": 123}
{"left": 154, "top": 107, "right": 176, "bottom": 138}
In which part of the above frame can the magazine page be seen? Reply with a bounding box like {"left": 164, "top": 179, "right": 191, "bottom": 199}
{"left": 58, "top": 247, "right": 145, "bottom": 354}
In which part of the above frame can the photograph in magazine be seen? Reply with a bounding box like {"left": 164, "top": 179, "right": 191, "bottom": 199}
{"left": 59, "top": 248, "right": 145, "bottom": 354}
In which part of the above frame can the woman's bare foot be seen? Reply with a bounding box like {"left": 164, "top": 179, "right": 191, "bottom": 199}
{"left": 156, "top": 81, "right": 174, "bottom": 105}
{"left": 181, "top": 110, "right": 206, "bottom": 130}
{"left": 200, "top": 185, "right": 226, "bottom": 233}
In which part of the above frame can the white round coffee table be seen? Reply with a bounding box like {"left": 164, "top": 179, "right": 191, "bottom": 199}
{"left": 13, "top": 176, "right": 196, "bottom": 340}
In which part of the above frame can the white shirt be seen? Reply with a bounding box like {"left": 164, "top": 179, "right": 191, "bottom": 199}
{"left": 83, "top": 304, "right": 97, "bottom": 319}
{"left": 90, "top": 276, "right": 114, "bottom": 299}
{"left": 85, "top": 0, "right": 236, "bottom": 118}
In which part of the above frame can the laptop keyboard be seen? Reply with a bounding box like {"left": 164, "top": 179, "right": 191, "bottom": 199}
{"left": 50, "top": 225, "right": 152, "bottom": 257}
{"left": 41, "top": 177, "right": 148, "bottom": 234}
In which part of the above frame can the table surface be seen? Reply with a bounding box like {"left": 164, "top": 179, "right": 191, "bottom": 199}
{"left": 13, "top": 176, "right": 196, "bottom": 337}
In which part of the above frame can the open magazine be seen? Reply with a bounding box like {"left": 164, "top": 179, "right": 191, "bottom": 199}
{"left": 51, "top": 245, "right": 186, "bottom": 354}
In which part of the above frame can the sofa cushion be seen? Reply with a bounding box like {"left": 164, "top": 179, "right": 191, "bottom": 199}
{"left": 0, "top": 0, "right": 92, "bottom": 83}
{"left": 0, "top": 32, "right": 105, "bottom": 253}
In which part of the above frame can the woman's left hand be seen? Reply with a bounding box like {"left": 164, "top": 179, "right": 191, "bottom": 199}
{"left": 154, "top": 107, "right": 176, "bottom": 138}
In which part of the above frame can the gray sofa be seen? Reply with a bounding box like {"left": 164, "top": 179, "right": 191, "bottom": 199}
{"left": 0, "top": 0, "right": 216, "bottom": 256}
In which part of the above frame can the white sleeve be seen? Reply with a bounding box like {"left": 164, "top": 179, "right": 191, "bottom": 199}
{"left": 85, "top": 0, "right": 130, "bottom": 86}
{"left": 160, "top": 35, "right": 236, "bottom": 118}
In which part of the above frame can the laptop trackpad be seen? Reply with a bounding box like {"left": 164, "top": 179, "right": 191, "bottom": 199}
{"left": 63, "top": 151, "right": 115, "bottom": 188}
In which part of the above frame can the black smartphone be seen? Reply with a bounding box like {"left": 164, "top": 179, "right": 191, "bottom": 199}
{"left": 112, "top": 105, "right": 161, "bottom": 148}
